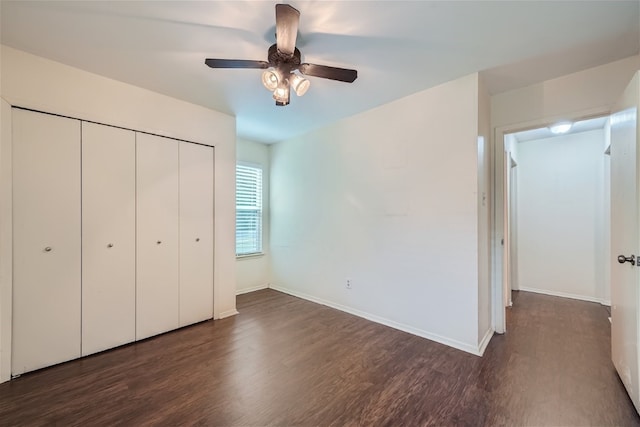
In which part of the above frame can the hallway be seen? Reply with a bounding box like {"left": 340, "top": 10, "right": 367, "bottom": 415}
{"left": 493, "top": 290, "right": 635, "bottom": 425}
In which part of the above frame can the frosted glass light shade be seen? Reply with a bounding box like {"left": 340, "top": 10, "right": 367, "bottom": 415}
{"left": 549, "top": 122, "right": 572, "bottom": 134}
{"left": 262, "top": 69, "right": 280, "bottom": 91}
{"left": 290, "top": 74, "right": 310, "bottom": 96}
{"left": 273, "top": 84, "right": 290, "bottom": 106}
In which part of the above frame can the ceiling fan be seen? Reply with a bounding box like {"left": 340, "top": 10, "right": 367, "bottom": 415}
{"left": 204, "top": 3, "right": 358, "bottom": 106}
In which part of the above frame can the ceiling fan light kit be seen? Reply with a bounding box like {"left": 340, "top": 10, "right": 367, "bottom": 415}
{"left": 273, "top": 81, "right": 290, "bottom": 106}
{"left": 290, "top": 73, "right": 310, "bottom": 97}
{"left": 205, "top": 3, "right": 358, "bottom": 107}
{"left": 261, "top": 67, "right": 308, "bottom": 106}
{"left": 261, "top": 68, "right": 280, "bottom": 91}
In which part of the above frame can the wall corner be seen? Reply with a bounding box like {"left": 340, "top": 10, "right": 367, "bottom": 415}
{"left": 0, "top": 98, "right": 13, "bottom": 383}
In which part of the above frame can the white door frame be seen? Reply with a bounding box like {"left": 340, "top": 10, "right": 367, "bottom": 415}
{"left": 504, "top": 153, "right": 518, "bottom": 308}
{"left": 509, "top": 157, "right": 518, "bottom": 302}
{"left": 491, "top": 106, "right": 610, "bottom": 333}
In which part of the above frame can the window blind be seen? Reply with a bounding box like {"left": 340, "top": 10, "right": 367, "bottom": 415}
{"left": 236, "top": 164, "right": 263, "bottom": 255}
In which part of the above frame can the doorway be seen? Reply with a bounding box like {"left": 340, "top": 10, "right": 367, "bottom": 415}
{"left": 502, "top": 116, "right": 611, "bottom": 326}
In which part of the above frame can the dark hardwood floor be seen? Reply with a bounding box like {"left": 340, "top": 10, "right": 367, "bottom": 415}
{"left": 0, "top": 289, "right": 638, "bottom": 426}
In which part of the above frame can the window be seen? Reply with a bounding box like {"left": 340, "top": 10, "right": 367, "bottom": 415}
{"left": 236, "top": 163, "right": 263, "bottom": 256}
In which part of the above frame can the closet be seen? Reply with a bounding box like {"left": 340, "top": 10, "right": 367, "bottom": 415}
{"left": 11, "top": 108, "right": 215, "bottom": 376}
{"left": 178, "top": 143, "right": 214, "bottom": 327}
{"left": 12, "top": 109, "right": 82, "bottom": 375}
{"left": 136, "top": 133, "right": 180, "bottom": 340}
{"left": 82, "top": 123, "right": 136, "bottom": 356}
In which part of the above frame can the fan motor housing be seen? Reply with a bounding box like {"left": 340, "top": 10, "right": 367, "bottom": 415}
{"left": 268, "top": 44, "right": 301, "bottom": 71}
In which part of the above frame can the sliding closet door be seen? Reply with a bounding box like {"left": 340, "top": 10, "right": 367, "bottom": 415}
{"left": 82, "top": 123, "right": 136, "bottom": 356}
{"left": 179, "top": 143, "right": 214, "bottom": 326}
{"left": 12, "top": 109, "right": 81, "bottom": 375}
{"left": 136, "top": 133, "right": 179, "bottom": 340}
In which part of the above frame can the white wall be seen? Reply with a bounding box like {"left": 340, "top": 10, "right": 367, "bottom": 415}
{"left": 516, "top": 129, "right": 606, "bottom": 303}
{"left": 492, "top": 56, "right": 640, "bottom": 129}
{"left": 0, "top": 46, "right": 237, "bottom": 383}
{"left": 0, "top": 41, "right": 13, "bottom": 383}
{"left": 236, "top": 138, "right": 271, "bottom": 294}
{"left": 477, "top": 75, "right": 492, "bottom": 346}
{"left": 0, "top": 98, "right": 11, "bottom": 383}
{"left": 270, "top": 73, "right": 490, "bottom": 355}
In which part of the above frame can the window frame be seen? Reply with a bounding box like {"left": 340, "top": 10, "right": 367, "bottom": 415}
{"left": 235, "top": 161, "right": 264, "bottom": 258}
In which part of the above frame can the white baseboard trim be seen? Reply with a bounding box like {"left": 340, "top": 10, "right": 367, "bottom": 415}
{"left": 478, "top": 328, "right": 494, "bottom": 356}
{"left": 236, "top": 283, "right": 269, "bottom": 295}
{"left": 218, "top": 309, "right": 240, "bottom": 319}
{"left": 518, "top": 286, "right": 609, "bottom": 306}
{"left": 269, "top": 284, "right": 485, "bottom": 356}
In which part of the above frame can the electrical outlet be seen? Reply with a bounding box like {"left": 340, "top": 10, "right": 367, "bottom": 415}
{"left": 346, "top": 279, "right": 352, "bottom": 289}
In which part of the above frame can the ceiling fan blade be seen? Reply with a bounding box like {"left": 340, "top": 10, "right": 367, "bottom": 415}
{"left": 299, "top": 63, "right": 358, "bottom": 83}
{"left": 205, "top": 59, "right": 269, "bottom": 69}
{"left": 275, "top": 4, "right": 300, "bottom": 55}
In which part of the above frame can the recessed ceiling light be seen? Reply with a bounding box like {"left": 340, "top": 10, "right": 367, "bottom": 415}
{"left": 549, "top": 122, "right": 572, "bottom": 134}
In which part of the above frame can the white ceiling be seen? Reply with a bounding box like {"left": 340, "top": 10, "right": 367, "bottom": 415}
{"left": 1, "top": 1, "right": 638, "bottom": 143}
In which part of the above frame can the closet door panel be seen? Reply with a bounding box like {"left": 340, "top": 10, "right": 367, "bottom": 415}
{"left": 82, "top": 123, "right": 136, "bottom": 356}
{"left": 136, "top": 133, "right": 179, "bottom": 340}
{"left": 12, "top": 109, "right": 81, "bottom": 375}
{"left": 179, "top": 143, "right": 214, "bottom": 326}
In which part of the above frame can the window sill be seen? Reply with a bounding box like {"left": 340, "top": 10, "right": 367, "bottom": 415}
{"left": 236, "top": 252, "right": 265, "bottom": 260}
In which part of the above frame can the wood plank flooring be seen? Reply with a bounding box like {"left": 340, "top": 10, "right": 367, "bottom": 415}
{"left": 0, "top": 289, "right": 638, "bottom": 426}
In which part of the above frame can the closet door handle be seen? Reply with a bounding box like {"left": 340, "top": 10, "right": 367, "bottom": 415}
{"left": 618, "top": 254, "right": 636, "bottom": 266}
{"left": 196, "top": 238, "right": 200, "bottom": 242}
{"left": 107, "top": 243, "right": 114, "bottom": 248}
{"left": 44, "top": 246, "right": 52, "bottom": 252}
{"left": 157, "top": 240, "right": 162, "bottom": 245}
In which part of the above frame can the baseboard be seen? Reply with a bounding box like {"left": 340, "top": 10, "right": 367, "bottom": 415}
{"left": 478, "top": 328, "right": 494, "bottom": 356}
{"left": 236, "top": 283, "right": 269, "bottom": 295}
{"left": 269, "top": 284, "right": 485, "bottom": 356}
{"left": 218, "top": 309, "right": 239, "bottom": 319}
{"left": 518, "top": 286, "right": 609, "bottom": 305}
